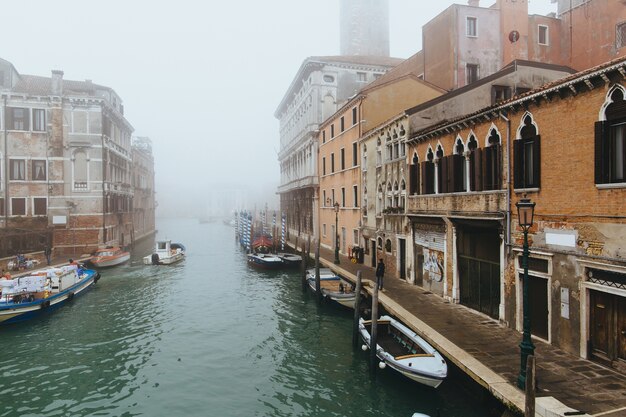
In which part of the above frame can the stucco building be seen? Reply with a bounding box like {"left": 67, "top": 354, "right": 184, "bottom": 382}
{"left": 132, "top": 137, "right": 156, "bottom": 243}
{"left": 0, "top": 58, "right": 153, "bottom": 257}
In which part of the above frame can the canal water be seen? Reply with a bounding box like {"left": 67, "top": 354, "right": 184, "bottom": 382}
{"left": 0, "top": 218, "right": 493, "bottom": 417}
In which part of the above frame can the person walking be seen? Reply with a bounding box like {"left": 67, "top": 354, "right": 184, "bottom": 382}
{"left": 375, "top": 258, "right": 385, "bottom": 291}
{"left": 44, "top": 245, "right": 52, "bottom": 266}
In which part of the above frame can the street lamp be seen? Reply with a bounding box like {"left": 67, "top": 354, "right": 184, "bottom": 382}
{"left": 334, "top": 202, "right": 340, "bottom": 264}
{"left": 516, "top": 197, "right": 536, "bottom": 389}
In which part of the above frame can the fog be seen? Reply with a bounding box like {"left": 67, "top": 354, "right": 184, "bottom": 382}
{"left": 0, "top": 0, "right": 556, "bottom": 218}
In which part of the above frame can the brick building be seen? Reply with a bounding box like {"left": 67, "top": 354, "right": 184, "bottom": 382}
{"left": 406, "top": 57, "right": 626, "bottom": 369}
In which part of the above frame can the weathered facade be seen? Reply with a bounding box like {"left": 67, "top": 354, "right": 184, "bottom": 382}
{"left": 407, "top": 57, "right": 626, "bottom": 370}
{"left": 0, "top": 58, "right": 151, "bottom": 257}
{"left": 132, "top": 137, "right": 156, "bottom": 243}
{"left": 276, "top": 56, "right": 402, "bottom": 245}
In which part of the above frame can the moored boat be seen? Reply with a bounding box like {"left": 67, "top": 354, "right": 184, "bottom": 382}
{"left": 247, "top": 253, "right": 283, "bottom": 269}
{"left": 306, "top": 268, "right": 357, "bottom": 308}
{"left": 0, "top": 265, "right": 100, "bottom": 325}
{"left": 143, "top": 240, "right": 186, "bottom": 265}
{"left": 277, "top": 252, "right": 302, "bottom": 267}
{"left": 359, "top": 315, "right": 447, "bottom": 388}
{"left": 87, "top": 246, "right": 130, "bottom": 268}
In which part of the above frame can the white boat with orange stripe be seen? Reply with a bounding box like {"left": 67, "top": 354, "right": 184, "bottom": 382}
{"left": 359, "top": 315, "right": 447, "bottom": 388}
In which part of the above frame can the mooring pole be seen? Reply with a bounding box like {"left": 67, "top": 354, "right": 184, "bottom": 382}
{"left": 301, "top": 243, "right": 307, "bottom": 292}
{"left": 370, "top": 283, "right": 379, "bottom": 377}
{"left": 352, "top": 270, "right": 363, "bottom": 350}
{"left": 315, "top": 241, "right": 322, "bottom": 305}
{"left": 525, "top": 355, "right": 536, "bottom": 417}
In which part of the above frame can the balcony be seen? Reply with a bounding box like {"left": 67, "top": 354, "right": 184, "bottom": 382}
{"left": 73, "top": 181, "right": 88, "bottom": 191}
{"left": 407, "top": 190, "right": 506, "bottom": 217}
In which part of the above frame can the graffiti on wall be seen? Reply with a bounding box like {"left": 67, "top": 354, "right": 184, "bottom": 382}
{"left": 423, "top": 248, "right": 444, "bottom": 282}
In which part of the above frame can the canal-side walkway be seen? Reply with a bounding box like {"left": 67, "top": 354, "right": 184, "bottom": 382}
{"left": 298, "top": 243, "right": 626, "bottom": 417}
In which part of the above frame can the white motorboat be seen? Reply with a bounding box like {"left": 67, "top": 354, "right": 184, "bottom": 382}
{"left": 306, "top": 268, "right": 357, "bottom": 309}
{"left": 143, "top": 240, "right": 185, "bottom": 265}
{"left": 359, "top": 315, "right": 447, "bottom": 388}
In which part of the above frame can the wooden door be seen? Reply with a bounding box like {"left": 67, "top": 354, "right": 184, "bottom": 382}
{"left": 590, "top": 291, "right": 610, "bottom": 359}
{"left": 529, "top": 275, "right": 549, "bottom": 340}
{"left": 399, "top": 239, "right": 406, "bottom": 280}
{"left": 371, "top": 240, "right": 376, "bottom": 268}
{"left": 617, "top": 296, "right": 626, "bottom": 364}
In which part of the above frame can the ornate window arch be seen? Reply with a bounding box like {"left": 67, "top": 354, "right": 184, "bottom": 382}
{"left": 514, "top": 112, "right": 541, "bottom": 189}
{"left": 595, "top": 85, "right": 626, "bottom": 184}
{"left": 409, "top": 152, "right": 420, "bottom": 195}
{"left": 483, "top": 125, "right": 502, "bottom": 190}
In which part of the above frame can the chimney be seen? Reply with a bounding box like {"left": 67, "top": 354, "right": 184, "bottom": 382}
{"left": 51, "top": 70, "right": 64, "bottom": 96}
{"left": 468, "top": 0, "right": 479, "bottom": 6}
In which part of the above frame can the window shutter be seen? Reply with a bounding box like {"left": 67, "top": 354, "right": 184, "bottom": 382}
{"left": 494, "top": 145, "right": 502, "bottom": 189}
{"left": 472, "top": 148, "right": 483, "bottom": 191}
{"left": 514, "top": 139, "right": 523, "bottom": 189}
{"left": 453, "top": 154, "right": 464, "bottom": 192}
{"left": 410, "top": 164, "right": 420, "bottom": 195}
{"left": 481, "top": 147, "right": 489, "bottom": 190}
{"left": 439, "top": 157, "right": 448, "bottom": 193}
{"left": 533, "top": 135, "right": 541, "bottom": 188}
{"left": 594, "top": 121, "right": 607, "bottom": 184}
{"left": 421, "top": 162, "right": 429, "bottom": 194}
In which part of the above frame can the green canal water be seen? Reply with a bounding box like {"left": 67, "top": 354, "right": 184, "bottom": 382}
{"left": 0, "top": 218, "right": 494, "bottom": 417}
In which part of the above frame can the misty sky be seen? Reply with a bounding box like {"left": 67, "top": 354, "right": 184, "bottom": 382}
{"left": 0, "top": 0, "right": 556, "bottom": 213}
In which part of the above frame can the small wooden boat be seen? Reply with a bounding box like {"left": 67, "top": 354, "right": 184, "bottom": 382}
{"left": 0, "top": 266, "right": 100, "bottom": 325}
{"left": 359, "top": 315, "right": 447, "bottom": 388}
{"left": 251, "top": 235, "right": 273, "bottom": 253}
{"left": 277, "top": 252, "right": 302, "bottom": 267}
{"left": 143, "top": 240, "right": 185, "bottom": 265}
{"left": 247, "top": 253, "right": 283, "bottom": 269}
{"left": 306, "top": 268, "right": 357, "bottom": 308}
{"left": 87, "top": 246, "right": 130, "bottom": 268}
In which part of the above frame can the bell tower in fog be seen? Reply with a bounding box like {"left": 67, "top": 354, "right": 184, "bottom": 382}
{"left": 340, "top": 0, "right": 390, "bottom": 57}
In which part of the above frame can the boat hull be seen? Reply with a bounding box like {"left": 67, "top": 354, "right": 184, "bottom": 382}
{"left": 0, "top": 270, "right": 100, "bottom": 325}
{"left": 142, "top": 252, "right": 185, "bottom": 265}
{"left": 89, "top": 252, "right": 130, "bottom": 268}
{"left": 359, "top": 316, "right": 447, "bottom": 388}
{"left": 306, "top": 270, "right": 356, "bottom": 309}
{"left": 247, "top": 254, "right": 284, "bottom": 269}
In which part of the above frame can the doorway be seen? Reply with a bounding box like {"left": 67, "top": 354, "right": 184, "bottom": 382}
{"left": 590, "top": 290, "right": 626, "bottom": 370}
{"left": 528, "top": 275, "right": 549, "bottom": 340}
{"left": 371, "top": 240, "right": 376, "bottom": 268}
{"left": 399, "top": 238, "right": 406, "bottom": 280}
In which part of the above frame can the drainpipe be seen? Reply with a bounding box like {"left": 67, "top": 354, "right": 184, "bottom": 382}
{"left": 3, "top": 95, "right": 7, "bottom": 228}
{"left": 499, "top": 111, "right": 511, "bottom": 254}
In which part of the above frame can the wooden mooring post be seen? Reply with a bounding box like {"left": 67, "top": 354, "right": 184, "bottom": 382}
{"left": 315, "top": 241, "right": 322, "bottom": 305}
{"left": 352, "top": 270, "right": 363, "bottom": 350}
{"left": 370, "top": 283, "right": 379, "bottom": 377}
{"left": 300, "top": 243, "right": 307, "bottom": 292}
{"left": 525, "top": 355, "right": 536, "bottom": 417}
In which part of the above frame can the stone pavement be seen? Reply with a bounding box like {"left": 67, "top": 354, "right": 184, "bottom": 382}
{"left": 295, "top": 242, "right": 626, "bottom": 417}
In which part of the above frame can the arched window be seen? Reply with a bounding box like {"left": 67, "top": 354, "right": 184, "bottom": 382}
{"left": 435, "top": 144, "right": 444, "bottom": 194}
{"left": 385, "top": 239, "right": 392, "bottom": 253}
{"left": 409, "top": 152, "right": 420, "bottom": 195}
{"left": 514, "top": 113, "right": 540, "bottom": 189}
{"left": 422, "top": 148, "right": 435, "bottom": 194}
{"left": 386, "top": 182, "right": 393, "bottom": 208}
{"left": 376, "top": 138, "right": 382, "bottom": 165}
{"left": 377, "top": 237, "right": 383, "bottom": 249}
{"left": 393, "top": 181, "right": 399, "bottom": 207}
{"left": 451, "top": 137, "right": 466, "bottom": 192}
{"left": 484, "top": 127, "right": 502, "bottom": 190}
{"left": 596, "top": 86, "right": 626, "bottom": 184}
{"left": 400, "top": 179, "right": 406, "bottom": 209}
{"left": 376, "top": 184, "right": 383, "bottom": 215}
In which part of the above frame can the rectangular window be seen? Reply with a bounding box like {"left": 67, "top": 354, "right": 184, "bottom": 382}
{"left": 595, "top": 120, "right": 626, "bottom": 184}
{"left": 11, "top": 198, "right": 26, "bottom": 216}
{"left": 353, "top": 185, "right": 358, "bottom": 207}
{"left": 32, "top": 160, "right": 47, "bottom": 181}
{"left": 616, "top": 22, "right": 626, "bottom": 49}
{"left": 514, "top": 136, "right": 541, "bottom": 189}
{"left": 538, "top": 25, "right": 549, "bottom": 45}
{"left": 332, "top": 189, "right": 335, "bottom": 205}
{"left": 33, "top": 198, "right": 47, "bottom": 216}
{"left": 357, "top": 72, "right": 366, "bottom": 82}
{"left": 322, "top": 130, "right": 326, "bottom": 143}
{"left": 340, "top": 116, "right": 345, "bottom": 132}
{"left": 323, "top": 224, "right": 327, "bottom": 237}
{"left": 340, "top": 148, "right": 345, "bottom": 170}
{"left": 32, "top": 109, "right": 46, "bottom": 132}
{"left": 352, "top": 107, "right": 357, "bottom": 125}
{"left": 331, "top": 124, "right": 335, "bottom": 138}
{"left": 341, "top": 187, "right": 346, "bottom": 207}
{"left": 492, "top": 85, "right": 512, "bottom": 104}
{"left": 8, "top": 107, "right": 29, "bottom": 131}
{"left": 323, "top": 190, "right": 327, "bottom": 207}
{"left": 466, "top": 17, "right": 477, "bottom": 37}
{"left": 0, "top": 199, "right": 4, "bottom": 216}
{"left": 9, "top": 159, "right": 25, "bottom": 180}
{"left": 331, "top": 153, "right": 335, "bottom": 173}
{"left": 353, "top": 229, "right": 359, "bottom": 245}
{"left": 467, "top": 64, "right": 479, "bottom": 84}
{"left": 322, "top": 157, "right": 326, "bottom": 175}
{"left": 352, "top": 142, "right": 358, "bottom": 166}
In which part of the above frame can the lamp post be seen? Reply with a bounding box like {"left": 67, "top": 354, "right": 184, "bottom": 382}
{"left": 334, "top": 202, "right": 340, "bottom": 264}
{"left": 516, "top": 197, "right": 536, "bottom": 389}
